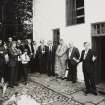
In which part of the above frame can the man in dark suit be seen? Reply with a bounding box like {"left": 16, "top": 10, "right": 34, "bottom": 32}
{"left": 7, "top": 37, "right": 13, "bottom": 48}
{"left": 79, "top": 42, "right": 97, "bottom": 95}
{"left": 37, "top": 40, "right": 48, "bottom": 74}
{"left": 31, "top": 41, "right": 38, "bottom": 73}
{"left": 25, "top": 39, "right": 34, "bottom": 73}
{"left": 47, "top": 40, "right": 56, "bottom": 76}
{"left": 16, "top": 39, "right": 24, "bottom": 53}
{"left": 25, "top": 39, "right": 34, "bottom": 57}
{"left": 67, "top": 43, "right": 80, "bottom": 83}
{"left": 0, "top": 40, "right": 5, "bottom": 82}
{"left": 16, "top": 39, "right": 24, "bottom": 81}
{"left": 8, "top": 41, "right": 21, "bottom": 88}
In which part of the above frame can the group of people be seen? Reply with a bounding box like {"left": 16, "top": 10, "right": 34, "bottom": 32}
{"left": 55, "top": 39, "right": 97, "bottom": 96}
{"left": 0, "top": 37, "right": 56, "bottom": 88}
{"left": 0, "top": 37, "right": 97, "bottom": 96}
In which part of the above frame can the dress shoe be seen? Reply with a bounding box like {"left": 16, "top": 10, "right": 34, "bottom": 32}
{"left": 8, "top": 85, "right": 14, "bottom": 88}
{"left": 24, "top": 82, "right": 28, "bottom": 85}
{"left": 72, "top": 81, "right": 76, "bottom": 84}
{"left": 92, "top": 91, "right": 97, "bottom": 96}
{"left": 62, "top": 77, "right": 67, "bottom": 80}
{"left": 84, "top": 90, "right": 90, "bottom": 95}
{"left": 14, "top": 83, "right": 18, "bottom": 86}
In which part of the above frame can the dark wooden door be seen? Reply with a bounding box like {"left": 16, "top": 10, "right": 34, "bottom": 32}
{"left": 53, "top": 28, "right": 60, "bottom": 49}
{"left": 92, "top": 36, "right": 105, "bottom": 83}
{"left": 101, "top": 37, "right": 105, "bottom": 81}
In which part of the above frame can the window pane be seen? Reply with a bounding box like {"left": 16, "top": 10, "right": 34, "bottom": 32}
{"left": 66, "top": 0, "right": 85, "bottom": 26}
{"left": 76, "top": 9, "right": 84, "bottom": 16}
{"left": 77, "top": 17, "right": 84, "bottom": 24}
{"left": 76, "top": 0, "right": 84, "bottom": 8}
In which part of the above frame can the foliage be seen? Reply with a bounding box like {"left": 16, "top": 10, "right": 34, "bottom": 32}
{"left": 16, "top": 0, "right": 33, "bottom": 38}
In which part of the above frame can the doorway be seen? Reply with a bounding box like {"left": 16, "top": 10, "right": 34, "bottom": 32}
{"left": 53, "top": 28, "right": 60, "bottom": 49}
{"left": 92, "top": 36, "right": 105, "bottom": 83}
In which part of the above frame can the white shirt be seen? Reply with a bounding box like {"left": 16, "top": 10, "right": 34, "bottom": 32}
{"left": 33, "top": 45, "right": 37, "bottom": 54}
{"left": 20, "top": 53, "right": 30, "bottom": 64}
{"left": 28, "top": 44, "right": 32, "bottom": 53}
{"left": 5, "top": 54, "right": 9, "bottom": 63}
{"left": 69, "top": 48, "right": 73, "bottom": 58}
{"left": 49, "top": 46, "right": 52, "bottom": 52}
{"left": 84, "top": 49, "right": 89, "bottom": 60}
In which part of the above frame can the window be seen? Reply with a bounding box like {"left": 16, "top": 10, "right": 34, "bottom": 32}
{"left": 91, "top": 22, "right": 105, "bottom": 36}
{"left": 66, "top": 0, "right": 85, "bottom": 26}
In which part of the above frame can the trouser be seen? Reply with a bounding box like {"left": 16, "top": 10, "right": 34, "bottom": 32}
{"left": 0, "top": 64, "right": 5, "bottom": 82}
{"left": 68, "top": 66, "right": 77, "bottom": 82}
{"left": 9, "top": 66, "right": 18, "bottom": 86}
{"left": 83, "top": 71, "right": 96, "bottom": 92}
{"left": 22, "top": 64, "right": 29, "bottom": 82}
{"left": 47, "top": 63, "right": 55, "bottom": 76}
{"left": 39, "top": 61, "right": 47, "bottom": 74}
{"left": 4, "top": 63, "right": 9, "bottom": 82}
{"left": 17, "top": 62, "right": 23, "bottom": 81}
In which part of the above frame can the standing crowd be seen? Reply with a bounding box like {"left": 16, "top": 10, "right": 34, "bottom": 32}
{"left": 0, "top": 37, "right": 97, "bottom": 96}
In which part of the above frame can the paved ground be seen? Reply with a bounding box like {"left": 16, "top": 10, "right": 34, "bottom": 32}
{"left": 30, "top": 73, "right": 105, "bottom": 105}
{"left": 1, "top": 73, "right": 105, "bottom": 105}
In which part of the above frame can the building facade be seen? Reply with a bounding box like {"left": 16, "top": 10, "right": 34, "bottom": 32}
{"left": 33, "top": 0, "right": 105, "bottom": 83}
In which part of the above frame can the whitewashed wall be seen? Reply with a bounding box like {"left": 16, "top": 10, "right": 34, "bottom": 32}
{"left": 33, "top": 0, "right": 65, "bottom": 42}
{"left": 33, "top": 0, "right": 105, "bottom": 81}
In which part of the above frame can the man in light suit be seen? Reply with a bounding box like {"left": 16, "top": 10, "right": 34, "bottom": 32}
{"left": 67, "top": 43, "right": 80, "bottom": 83}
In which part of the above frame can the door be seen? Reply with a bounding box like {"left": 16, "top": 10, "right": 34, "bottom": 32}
{"left": 101, "top": 37, "right": 105, "bottom": 81}
{"left": 92, "top": 36, "right": 105, "bottom": 83}
{"left": 53, "top": 28, "right": 60, "bottom": 49}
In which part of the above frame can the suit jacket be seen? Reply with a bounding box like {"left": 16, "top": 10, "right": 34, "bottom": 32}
{"left": 0, "top": 45, "right": 5, "bottom": 66}
{"left": 25, "top": 44, "right": 34, "bottom": 56}
{"left": 37, "top": 45, "right": 48, "bottom": 60}
{"left": 16, "top": 44, "right": 24, "bottom": 53}
{"left": 8, "top": 47, "right": 20, "bottom": 67}
{"left": 67, "top": 47, "right": 80, "bottom": 67}
{"left": 47, "top": 46, "right": 56, "bottom": 65}
{"left": 80, "top": 49, "right": 96, "bottom": 73}
{"left": 7, "top": 42, "right": 12, "bottom": 48}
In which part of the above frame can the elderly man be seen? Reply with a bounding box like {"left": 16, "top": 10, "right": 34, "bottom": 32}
{"left": 66, "top": 42, "right": 80, "bottom": 83}
{"left": 25, "top": 39, "right": 34, "bottom": 73}
{"left": 37, "top": 40, "right": 48, "bottom": 74}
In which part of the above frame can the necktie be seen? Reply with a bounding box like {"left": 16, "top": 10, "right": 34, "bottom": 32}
{"left": 69, "top": 48, "right": 72, "bottom": 58}
{"left": 58, "top": 45, "right": 62, "bottom": 53}
{"left": 29, "top": 44, "right": 32, "bottom": 52}
{"left": 49, "top": 46, "right": 52, "bottom": 52}
{"left": 25, "top": 54, "right": 27, "bottom": 61}
{"left": 84, "top": 51, "right": 87, "bottom": 59}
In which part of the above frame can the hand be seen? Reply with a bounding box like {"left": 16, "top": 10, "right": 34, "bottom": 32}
{"left": 73, "top": 57, "right": 79, "bottom": 63}
{"left": 76, "top": 60, "right": 80, "bottom": 63}
{"left": 42, "top": 51, "right": 45, "bottom": 54}
{"left": 92, "top": 56, "right": 96, "bottom": 62}
{"left": 0, "top": 51, "right": 3, "bottom": 54}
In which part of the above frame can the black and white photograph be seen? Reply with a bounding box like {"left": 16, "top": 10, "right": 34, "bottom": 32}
{"left": 0, "top": 0, "right": 105, "bottom": 105}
